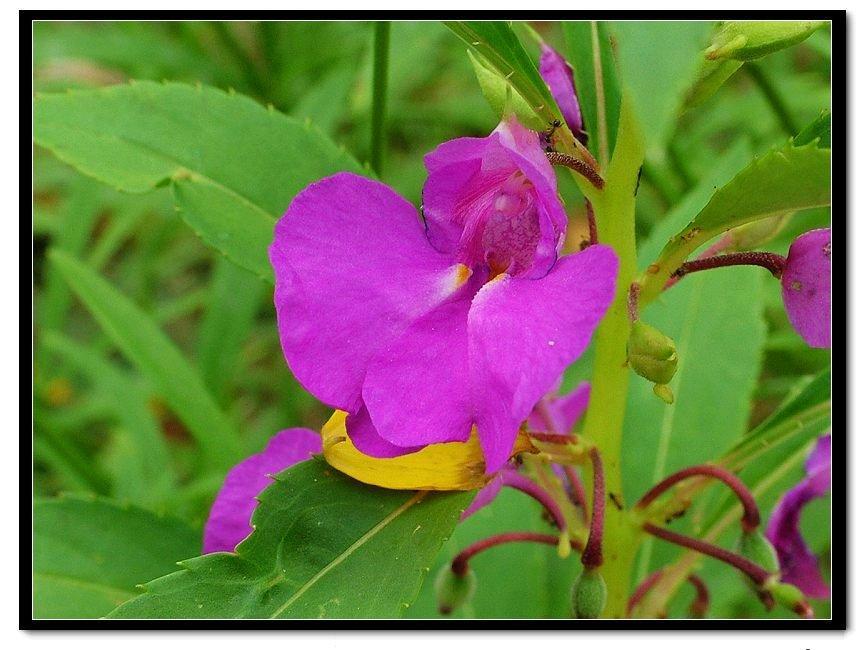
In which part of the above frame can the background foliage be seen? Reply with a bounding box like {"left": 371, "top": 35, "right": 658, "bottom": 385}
{"left": 32, "top": 20, "right": 831, "bottom": 619}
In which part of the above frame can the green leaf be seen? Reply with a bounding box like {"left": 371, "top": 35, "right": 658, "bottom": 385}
{"left": 34, "top": 81, "right": 365, "bottom": 281}
{"left": 705, "top": 21, "right": 828, "bottom": 62}
{"left": 562, "top": 21, "right": 621, "bottom": 166}
{"left": 108, "top": 458, "right": 472, "bottom": 618}
{"left": 608, "top": 21, "right": 713, "bottom": 158}
{"left": 409, "top": 489, "right": 580, "bottom": 619}
{"left": 444, "top": 21, "right": 560, "bottom": 127}
{"left": 48, "top": 249, "right": 243, "bottom": 470}
{"left": 33, "top": 496, "right": 200, "bottom": 619}
{"left": 640, "top": 140, "right": 831, "bottom": 303}
{"left": 793, "top": 110, "right": 831, "bottom": 148}
{"left": 466, "top": 49, "right": 546, "bottom": 131}
{"left": 681, "top": 58, "right": 744, "bottom": 112}
{"left": 195, "top": 258, "right": 265, "bottom": 404}
{"left": 41, "top": 331, "right": 176, "bottom": 507}
{"left": 721, "top": 368, "right": 830, "bottom": 471}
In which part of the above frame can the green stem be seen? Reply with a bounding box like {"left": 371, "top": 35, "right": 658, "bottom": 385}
{"left": 578, "top": 100, "right": 645, "bottom": 618}
{"left": 370, "top": 21, "right": 391, "bottom": 177}
{"left": 743, "top": 61, "right": 799, "bottom": 136}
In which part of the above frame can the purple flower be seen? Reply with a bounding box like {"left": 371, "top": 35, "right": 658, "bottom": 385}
{"left": 781, "top": 228, "right": 831, "bottom": 348}
{"left": 202, "top": 428, "right": 321, "bottom": 554}
{"left": 766, "top": 435, "right": 831, "bottom": 599}
{"left": 538, "top": 43, "right": 586, "bottom": 144}
{"left": 462, "top": 382, "right": 591, "bottom": 519}
{"left": 270, "top": 118, "right": 617, "bottom": 473}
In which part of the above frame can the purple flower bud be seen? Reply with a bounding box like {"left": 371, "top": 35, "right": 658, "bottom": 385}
{"left": 781, "top": 228, "right": 831, "bottom": 348}
{"left": 539, "top": 43, "right": 586, "bottom": 143}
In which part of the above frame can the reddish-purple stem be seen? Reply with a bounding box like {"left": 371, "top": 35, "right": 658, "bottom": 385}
{"left": 563, "top": 465, "right": 589, "bottom": 524}
{"left": 665, "top": 234, "right": 734, "bottom": 289}
{"left": 671, "top": 251, "right": 787, "bottom": 283}
{"left": 451, "top": 532, "right": 582, "bottom": 576}
{"left": 643, "top": 523, "right": 772, "bottom": 586}
{"left": 582, "top": 448, "right": 605, "bottom": 569}
{"left": 636, "top": 464, "right": 760, "bottom": 532}
{"left": 546, "top": 151, "right": 605, "bottom": 190}
{"left": 500, "top": 471, "right": 567, "bottom": 531}
{"left": 687, "top": 574, "right": 710, "bottom": 618}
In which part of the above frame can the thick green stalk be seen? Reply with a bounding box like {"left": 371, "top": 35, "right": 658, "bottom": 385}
{"left": 370, "top": 21, "right": 391, "bottom": 177}
{"left": 579, "top": 99, "right": 645, "bottom": 617}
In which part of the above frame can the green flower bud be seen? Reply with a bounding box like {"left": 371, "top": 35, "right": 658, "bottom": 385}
{"left": 628, "top": 321, "right": 678, "bottom": 386}
{"left": 467, "top": 50, "right": 547, "bottom": 131}
{"left": 435, "top": 565, "right": 476, "bottom": 615}
{"left": 570, "top": 568, "right": 607, "bottom": 619}
{"left": 766, "top": 581, "right": 814, "bottom": 618}
{"left": 653, "top": 383, "right": 675, "bottom": 405}
{"left": 705, "top": 21, "right": 828, "bottom": 61}
{"left": 738, "top": 530, "right": 780, "bottom": 575}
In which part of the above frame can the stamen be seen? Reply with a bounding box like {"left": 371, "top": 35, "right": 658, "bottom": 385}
{"left": 636, "top": 464, "right": 761, "bottom": 532}
{"left": 627, "top": 569, "right": 664, "bottom": 616}
{"left": 586, "top": 201, "right": 598, "bottom": 247}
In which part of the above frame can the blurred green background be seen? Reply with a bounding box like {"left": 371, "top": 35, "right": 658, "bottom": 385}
{"left": 32, "top": 20, "right": 831, "bottom": 619}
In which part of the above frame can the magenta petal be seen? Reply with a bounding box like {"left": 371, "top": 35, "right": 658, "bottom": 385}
{"left": 362, "top": 298, "right": 474, "bottom": 448}
{"left": 766, "top": 435, "right": 831, "bottom": 598}
{"left": 539, "top": 43, "right": 584, "bottom": 140}
{"left": 468, "top": 246, "right": 618, "bottom": 471}
{"left": 781, "top": 228, "right": 831, "bottom": 348}
{"left": 345, "top": 405, "right": 424, "bottom": 458}
{"left": 270, "top": 172, "right": 456, "bottom": 412}
{"left": 527, "top": 381, "right": 591, "bottom": 434}
{"left": 461, "top": 473, "right": 505, "bottom": 520}
{"left": 203, "top": 428, "right": 322, "bottom": 554}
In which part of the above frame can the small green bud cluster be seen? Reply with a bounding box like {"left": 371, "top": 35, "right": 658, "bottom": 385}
{"left": 627, "top": 321, "right": 678, "bottom": 404}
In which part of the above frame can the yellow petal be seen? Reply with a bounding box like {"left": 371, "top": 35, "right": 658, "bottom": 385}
{"left": 321, "top": 411, "right": 535, "bottom": 491}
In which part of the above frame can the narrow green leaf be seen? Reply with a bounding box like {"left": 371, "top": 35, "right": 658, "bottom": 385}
{"left": 195, "top": 258, "right": 265, "bottom": 403}
{"left": 721, "top": 368, "right": 830, "bottom": 471}
{"left": 34, "top": 81, "right": 365, "bottom": 281}
{"left": 445, "top": 21, "right": 560, "bottom": 127}
{"left": 48, "top": 249, "right": 243, "bottom": 470}
{"left": 41, "top": 330, "right": 175, "bottom": 507}
{"left": 793, "top": 110, "right": 831, "bottom": 148}
{"left": 562, "top": 21, "right": 621, "bottom": 166}
{"left": 33, "top": 496, "right": 200, "bottom": 619}
{"left": 108, "top": 458, "right": 472, "bottom": 619}
{"left": 467, "top": 49, "right": 546, "bottom": 130}
{"left": 640, "top": 140, "right": 830, "bottom": 303}
{"left": 609, "top": 21, "right": 714, "bottom": 158}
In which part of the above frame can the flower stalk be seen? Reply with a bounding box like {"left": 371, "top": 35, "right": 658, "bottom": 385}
{"left": 637, "top": 464, "right": 761, "bottom": 532}
{"left": 582, "top": 447, "right": 606, "bottom": 569}
{"left": 671, "top": 251, "right": 787, "bottom": 282}
{"left": 450, "top": 532, "right": 582, "bottom": 577}
{"left": 643, "top": 522, "right": 773, "bottom": 586}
